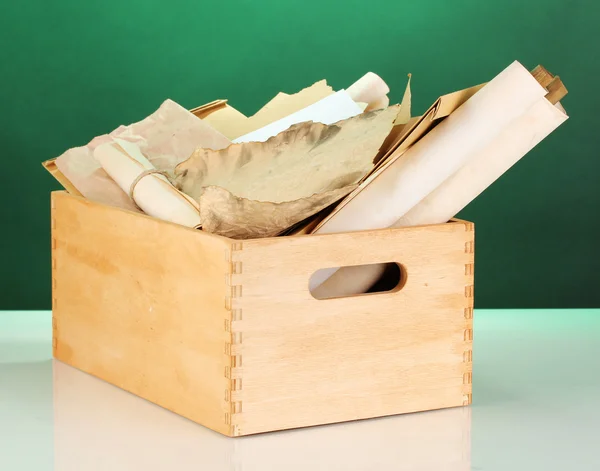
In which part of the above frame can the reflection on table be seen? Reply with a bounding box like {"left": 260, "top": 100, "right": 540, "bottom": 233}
{"left": 53, "top": 361, "right": 471, "bottom": 471}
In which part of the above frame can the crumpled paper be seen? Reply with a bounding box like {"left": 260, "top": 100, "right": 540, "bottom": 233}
{"left": 199, "top": 185, "right": 355, "bottom": 239}
{"left": 174, "top": 105, "right": 399, "bottom": 238}
{"left": 54, "top": 99, "right": 231, "bottom": 211}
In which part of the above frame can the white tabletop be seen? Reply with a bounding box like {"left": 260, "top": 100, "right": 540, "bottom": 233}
{"left": 1, "top": 309, "right": 599, "bottom": 470}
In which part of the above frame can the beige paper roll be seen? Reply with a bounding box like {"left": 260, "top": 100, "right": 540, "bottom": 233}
{"left": 308, "top": 61, "right": 550, "bottom": 294}
{"left": 346, "top": 72, "right": 390, "bottom": 106}
{"left": 93, "top": 139, "right": 201, "bottom": 228}
{"left": 310, "top": 98, "right": 568, "bottom": 299}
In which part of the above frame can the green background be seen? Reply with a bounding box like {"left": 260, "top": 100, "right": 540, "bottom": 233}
{"left": 1, "top": 0, "right": 598, "bottom": 309}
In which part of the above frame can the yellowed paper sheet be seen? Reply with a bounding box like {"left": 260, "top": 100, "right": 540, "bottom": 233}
{"left": 311, "top": 98, "right": 568, "bottom": 298}
{"left": 175, "top": 106, "right": 399, "bottom": 238}
{"left": 203, "top": 80, "right": 334, "bottom": 139}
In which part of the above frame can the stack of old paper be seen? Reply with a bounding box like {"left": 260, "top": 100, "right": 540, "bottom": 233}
{"left": 45, "top": 72, "right": 401, "bottom": 238}
{"left": 44, "top": 62, "right": 568, "bottom": 297}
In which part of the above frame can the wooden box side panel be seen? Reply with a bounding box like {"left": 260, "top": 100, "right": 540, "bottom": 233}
{"left": 51, "top": 192, "right": 233, "bottom": 436}
{"left": 231, "top": 222, "right": 474, "bottom": 435}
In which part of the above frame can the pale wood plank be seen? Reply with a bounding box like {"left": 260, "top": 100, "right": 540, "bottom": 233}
{"left": 51, "top": 191, "right": 233, "bottom": 435}
{"left": 230, "top": 220, "right": 474, "bottom": 435}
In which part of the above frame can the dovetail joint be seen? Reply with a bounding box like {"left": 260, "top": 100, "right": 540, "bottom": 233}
{"left": 232, "top": 261, "right": 242, "bottom": 274}
{"left": 462, "top": 230, "right": 474, "bottom": 407}
{"left": 224, "top": 243, "right": 243, "bottom": 436}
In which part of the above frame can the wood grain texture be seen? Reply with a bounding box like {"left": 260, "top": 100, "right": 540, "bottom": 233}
{"left": 546, "top": 76, "right": 568, "bottom": 105}
{"left": 531, "top": 65, "right": 554, "bottom": 87}
{"left": 229, "top": 219, "right": 475, "bottom": 435}
{"left": 51, "top": 192, "right": 474, "bottom": 436}
{"left": 51, "top": 191, "right": 233, "bottom": 435}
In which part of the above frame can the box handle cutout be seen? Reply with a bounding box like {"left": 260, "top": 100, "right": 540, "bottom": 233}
{"left": 309, "top": 262, "right": 407, "bottom": 300}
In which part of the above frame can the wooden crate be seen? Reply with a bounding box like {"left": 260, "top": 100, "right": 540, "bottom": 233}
{"left": 50, "top": 190, "right": 475, "bottom": 437}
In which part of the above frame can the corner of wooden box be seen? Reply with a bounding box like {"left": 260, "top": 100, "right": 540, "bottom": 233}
{"left": 224, "top": 240, "right": 244, "bottom": 436}
{"left": 462, "top": 220, "right": 474, "bottom": 406}
{"left": 50, "top": 193, "right": 58, "bottom": 358}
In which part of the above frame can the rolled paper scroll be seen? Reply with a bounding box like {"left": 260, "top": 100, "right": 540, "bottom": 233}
{"left": 365, "top": 95, "right": 390, "bottom": 112}
{"left": 93, "top": 139, "right": 201, "bottom": 228}
{"left": 346, "top": 72, "right": 390, "bottom": 108}
{"left": 311, "top": 98, "right": 568, "bottom": 298}
{"left": 308, "top": 61, "right": 549, "bottom": 293}
{"left": 50, "top": 99, "right": 231, "bottom": 212}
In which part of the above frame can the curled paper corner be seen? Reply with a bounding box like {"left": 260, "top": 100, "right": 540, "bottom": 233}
{"left": 199, "top": 185, "right": 356, "bottom": 239}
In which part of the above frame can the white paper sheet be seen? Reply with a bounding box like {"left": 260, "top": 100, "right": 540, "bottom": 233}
{"left": 233, "top": 90, "right": 363, "bottom": 143}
